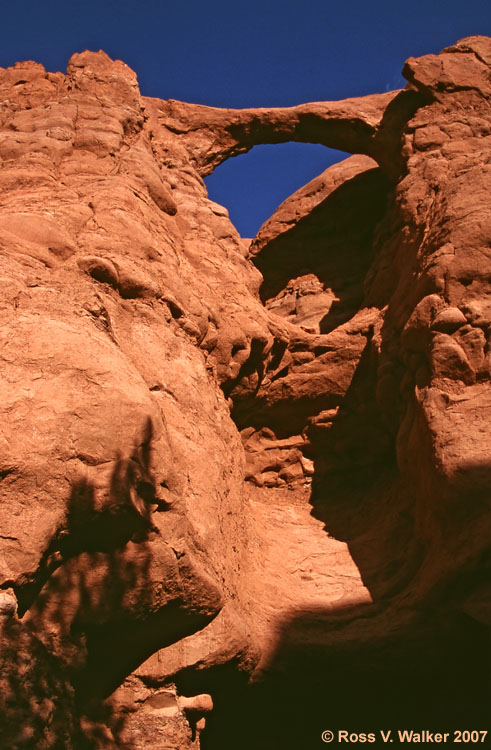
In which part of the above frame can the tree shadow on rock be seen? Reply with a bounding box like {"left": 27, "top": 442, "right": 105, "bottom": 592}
{"left": 1, "top": 417, "right": 214, "bottom": 749}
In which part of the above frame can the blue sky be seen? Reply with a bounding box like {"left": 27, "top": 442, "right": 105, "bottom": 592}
{"left": 1, "top": 0, "right": 490, "bottom": 236}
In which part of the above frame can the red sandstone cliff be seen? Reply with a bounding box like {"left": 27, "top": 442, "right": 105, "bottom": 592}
{"left": 0, "top": 37, "right": 489, "bottom": 749}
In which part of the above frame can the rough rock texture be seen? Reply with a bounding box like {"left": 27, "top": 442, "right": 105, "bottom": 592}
{"left": 0, "top": 37, "right": 490, "bottom": 749}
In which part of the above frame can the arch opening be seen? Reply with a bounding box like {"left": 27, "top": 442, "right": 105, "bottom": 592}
{"left": 204, "top": 142, "right": 350, "bottom": 239}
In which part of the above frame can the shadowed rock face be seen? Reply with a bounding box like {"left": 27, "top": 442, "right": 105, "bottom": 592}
{"left": 0, "top": 37, "right": 489, "bottom": 749}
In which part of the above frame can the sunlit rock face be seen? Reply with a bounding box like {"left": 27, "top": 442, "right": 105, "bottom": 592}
{"left": 0, "top": 37, "right": 490, "bottom": 749}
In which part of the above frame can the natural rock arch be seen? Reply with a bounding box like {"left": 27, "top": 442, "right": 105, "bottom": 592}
{"left": 0, "top": 36, "right": 490, "bottom": 749}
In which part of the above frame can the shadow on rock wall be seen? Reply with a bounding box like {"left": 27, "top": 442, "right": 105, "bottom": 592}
{"left": 216, "top": 172, "right": 490, "bottom": 747}
{"left": 254, "top": 167, "right": 391, "bottom": 334}
{"left": 0, "top": 418, "right": 213, "bottom": 749}
{"left": 197, "top": 606, "right": 489, "bottom": 750}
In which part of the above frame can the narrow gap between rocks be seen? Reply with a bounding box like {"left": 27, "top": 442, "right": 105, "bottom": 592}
{"left": 204, "top": 142, "right": 349, "bottom": 239}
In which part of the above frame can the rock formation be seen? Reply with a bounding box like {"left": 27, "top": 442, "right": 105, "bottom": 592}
{"left": 0, "top": 36, "right": 489, "bottom": 749}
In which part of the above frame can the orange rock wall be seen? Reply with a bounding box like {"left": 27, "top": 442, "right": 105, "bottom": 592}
{"left": 0, "top": 38, "right": 489, "bottom": 749}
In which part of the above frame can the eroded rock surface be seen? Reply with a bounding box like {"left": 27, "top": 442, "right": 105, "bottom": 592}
{"left": 0, "top": 38, "right": 489, "bottom": 749}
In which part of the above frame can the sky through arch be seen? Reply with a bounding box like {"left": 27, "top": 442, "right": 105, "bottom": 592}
{"left": 204, "top": 143, "right": 350, "bottom": 238}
